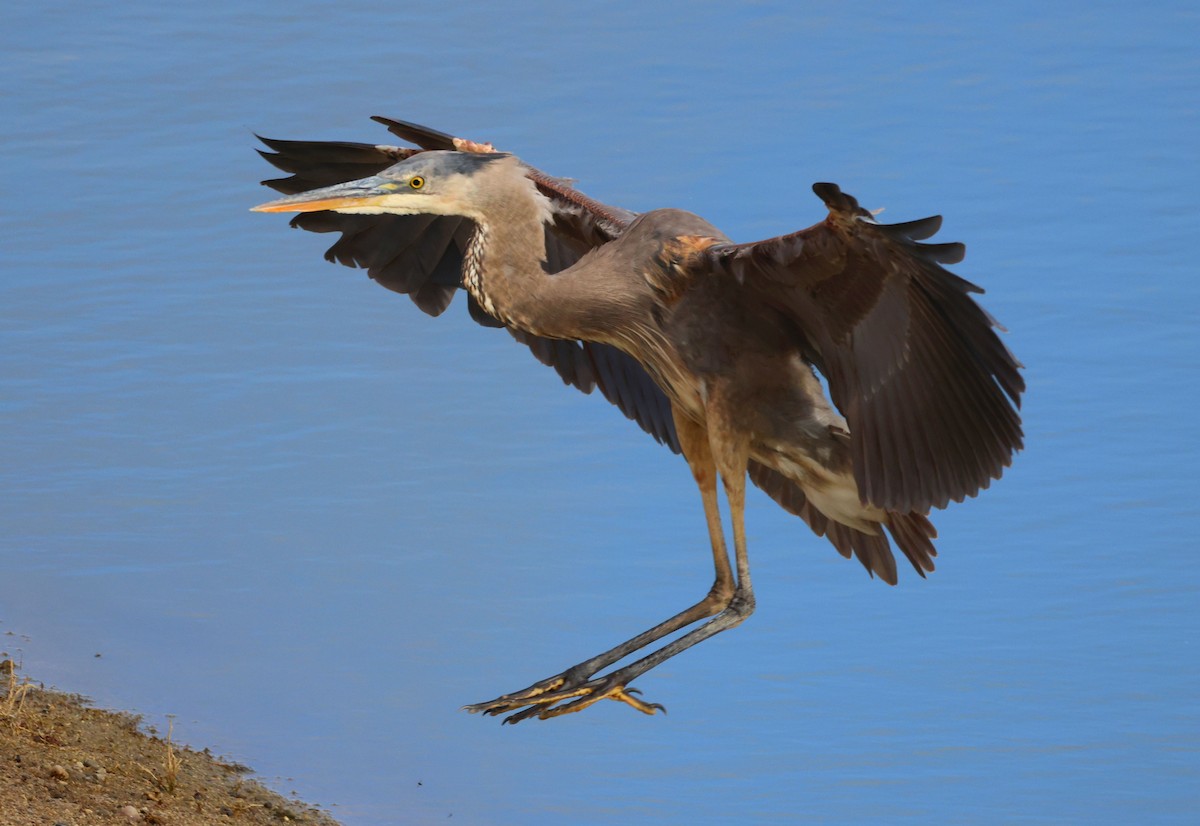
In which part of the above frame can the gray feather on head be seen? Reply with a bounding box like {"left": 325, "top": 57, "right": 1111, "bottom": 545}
{"left": 380, "top": 150, "right": 511, "bottom": 181}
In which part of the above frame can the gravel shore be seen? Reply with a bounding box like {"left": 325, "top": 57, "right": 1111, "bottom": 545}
{"left": 1, "top": 660, "right": 341, "bottom": 826}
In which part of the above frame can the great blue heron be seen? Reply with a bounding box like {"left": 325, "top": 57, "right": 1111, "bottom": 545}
{"left": 252, "top": 117, "right": 1023, "bottom": 724}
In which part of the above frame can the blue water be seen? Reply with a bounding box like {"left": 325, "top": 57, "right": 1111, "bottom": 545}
{"left": 3, "top": 2, "right": 1197, "bottom": 823}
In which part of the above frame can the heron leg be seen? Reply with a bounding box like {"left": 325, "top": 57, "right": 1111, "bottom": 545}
{"left": 465, "top": 404, "right": 756, "bottom": 724}
{"left": 506, "top": 404, "right": 755, "bottom": 722}
{"left": 462, "top": 410, "right": 738, "bottom": 722}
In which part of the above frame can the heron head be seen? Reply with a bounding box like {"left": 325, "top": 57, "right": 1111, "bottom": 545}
{"left": 252, "top": 150, "right": 511, "bottom": 219}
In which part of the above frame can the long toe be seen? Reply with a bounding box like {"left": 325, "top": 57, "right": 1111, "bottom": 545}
{"left": 462, "top": 672, "right": 578, "bottom": 716}
{"left": 533, "top": 680, "right": 665, "bottom": 721}
{"left": 468, "top": 675, "right": 668, "bottom": 724}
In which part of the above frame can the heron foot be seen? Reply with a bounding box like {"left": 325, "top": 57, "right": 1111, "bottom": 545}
{"left": 461, "top": 672, "right": 572, "bottom": 716}
{"left": 463, "top": 672, "right": 665, "bottom": 724}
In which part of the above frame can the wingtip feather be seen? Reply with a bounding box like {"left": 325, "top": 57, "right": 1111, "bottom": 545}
{"left": 370, "top": 116, "right": 458, "bottom": 151}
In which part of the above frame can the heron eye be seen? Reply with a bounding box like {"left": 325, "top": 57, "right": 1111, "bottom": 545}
{"left": 409, "top": 176, "right": 425, "bottom": 190}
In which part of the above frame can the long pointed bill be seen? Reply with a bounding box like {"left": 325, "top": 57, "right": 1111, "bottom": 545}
{"left": 251, "top": 175, "right": 397, "bottom": 214}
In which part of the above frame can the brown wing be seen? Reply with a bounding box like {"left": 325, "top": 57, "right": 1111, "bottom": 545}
{"left": 705, "top": 183, "right": 1024, "bottom": 513}
{"left": 256, "top": 117, "right": 678, "bottom": 451}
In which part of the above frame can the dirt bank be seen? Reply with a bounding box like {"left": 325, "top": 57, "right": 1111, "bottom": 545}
{"left": 1, "top": 659, "right": 341, "bottom": 826}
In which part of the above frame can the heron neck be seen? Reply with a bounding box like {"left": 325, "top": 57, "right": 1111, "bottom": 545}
{"left": 461, "top": 183, "right": 554, "bottom": 332}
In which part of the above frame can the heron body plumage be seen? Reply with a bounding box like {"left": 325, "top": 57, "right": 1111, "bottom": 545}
{"left": 252, "top": 117, "right": 1023, "bottom": 722}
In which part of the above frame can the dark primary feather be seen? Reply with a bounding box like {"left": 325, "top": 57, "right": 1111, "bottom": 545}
{"left": 257, "top": 136, "right": 419, "bottom": 194}
{"left": 371, "top": 116, "right": 460, "bottom": 150}
{"left": 704, "top": 183, "right": 1024, "bottom": 513}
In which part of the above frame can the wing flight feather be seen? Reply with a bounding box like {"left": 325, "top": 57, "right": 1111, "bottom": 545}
{"left": 705, "top": 183, "right": 1023, "bottom": 512}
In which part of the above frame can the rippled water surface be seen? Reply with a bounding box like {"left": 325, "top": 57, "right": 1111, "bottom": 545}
{"left": 3, "top": 2, "right": 1197, "bottom": 823}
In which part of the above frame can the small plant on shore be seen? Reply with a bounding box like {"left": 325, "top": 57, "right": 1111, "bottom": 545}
{"left": 136, "top": 715, "right": 181, "bottom": 794}
{"left": 0, "top": 659, "right": 34, "bottom": 726}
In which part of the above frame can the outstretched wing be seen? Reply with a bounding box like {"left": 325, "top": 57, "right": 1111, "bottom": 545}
{"left": 256, "top": 117, "right": 678, "bottom": 451}
{"left": 701, "top": 183, "right": 1024, "bottom": 513}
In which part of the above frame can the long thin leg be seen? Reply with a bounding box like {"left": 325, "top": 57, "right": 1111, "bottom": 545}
{"left": 710, "top": 402, "right": 753, "bottom": 604}
{"left": 521, "top": 401, "right": 756, "bottom": 721}
{"left": 463, "top": 408, "right": 737, "bottom": 721}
